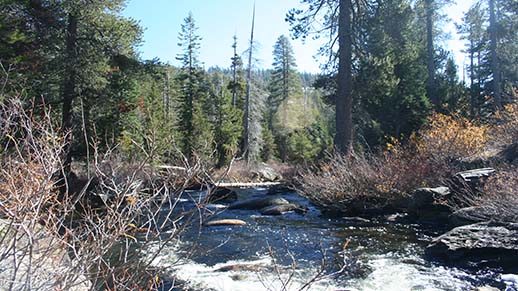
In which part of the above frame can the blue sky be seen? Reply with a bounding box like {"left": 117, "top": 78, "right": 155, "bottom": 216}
{"left": 122, "top": 0, "right": 474, "bottom": 75}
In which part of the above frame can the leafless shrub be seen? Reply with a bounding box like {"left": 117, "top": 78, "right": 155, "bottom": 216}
{"left": 0, "top": 98, "right": 198, "bottom": 290}
{"left": 472, "top": 167, "right": 518, "bottom": 223}
{"left": 491, "top": 103, "right": 518, "bottom": 145}
{"left": 295, "top": 147, "right": 456, "bottom": 215}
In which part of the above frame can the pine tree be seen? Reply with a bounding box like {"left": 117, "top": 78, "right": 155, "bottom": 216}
{"left": 0, "top": 0, "right": 142, "bottom": 174}
{"left": 175, "top": 13, "right": 211, "bottom": 161}
{"left": 457, "top": 2, "right": 488, "bottom": 117}
{"left": 228, "top": 35, "right": 246, "bottom": 108}
{"left": 496, "top": 0, "right": 518, "bottom": 104}
{"left": 210, "top": 70, "right": 242, "bottom": 167}
{"left": 288, "top": 0, "right": 358, "bottom": 155}
{"left": 489, "top": 0, "right": 502, "bottom": 109}
{"left": 425, "top": 0, "right": 437, "bottom": 107}
{"left": 356, "top": 0, "right": 430, "bottom": 145}
{"left": 269, "top": 35, "right": 301, "bottom": 116}
{"left": 268, "top": 35, "right": 303, "bottom": 161}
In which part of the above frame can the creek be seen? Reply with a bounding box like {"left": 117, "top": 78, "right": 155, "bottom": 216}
{"left": 149, "top": 187, "right": 513, "bottom": 291}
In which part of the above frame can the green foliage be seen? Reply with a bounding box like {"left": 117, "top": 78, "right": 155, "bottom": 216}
{"left": 118, "top": 63, "right": 178, "bottom": 164}
{"left": 285, "top": 117, "right": 332, "bottom": 163}
{"left": 268, "top": 35, "right": 302, "bottom": 115}
{"left": 175, "top": 13, "right": 213, "bottom": 161}
{"left": 261, "top": 123, "right": 277, "bottom": 162}
{"left": 210, "top": 70, "right": 243, "bottom": 167}
{"left": 356, "top": 0, "right": 430, "bottom": 147}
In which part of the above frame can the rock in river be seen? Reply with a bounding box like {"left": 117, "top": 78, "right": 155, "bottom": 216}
{"left": 207, "top": 187, "right": 238, "bottom": 203}
{"left": 259, "top": 204, "right": 308, "bottom": 215}
{"left": 228, "top": 197, "right": 289, "bottom": 210}
{"left": 204, "top": 219, "right": 247, "bottom": 226}
{"left": 409, "top": 187, "right": 450, "bottom": 210}
{"left": 426, "top": 222, "right": 518, "bottom": 272}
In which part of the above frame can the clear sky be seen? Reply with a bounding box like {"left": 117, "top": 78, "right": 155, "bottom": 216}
{"left": 122, "top": 0, "right": 474, "bottom": 75}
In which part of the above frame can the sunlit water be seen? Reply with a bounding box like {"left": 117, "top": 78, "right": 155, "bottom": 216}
{"left": 147, "top": 188, "right": 515, "bottom": 291}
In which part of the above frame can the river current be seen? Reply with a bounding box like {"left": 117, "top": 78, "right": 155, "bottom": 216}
{"left": 148, "top": 187, "right": 515, "bottom": 291}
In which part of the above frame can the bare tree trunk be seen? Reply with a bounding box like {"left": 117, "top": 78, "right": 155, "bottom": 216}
{"left": 232, "top": 35, "right": 238, "bottom": 107}
{"left": 469, "top": 40, "right": 476, "bottom": 118}
{"left": 164, "top": 71, "right": 170, "bottom": 117}
{"left": 477, "top": 50, "right": 482, "bottom": 116}
{"left": 425, "top": 0, "right": 437, "bottom": 107}
{"left": 489, "top": 0, "right": 502, "bottom": 109}
{"left": 61, "top": 13, "right": 78, "bottom": 175}
{"left": 335, "top": 0, "right": 353, "bottom": 155}
{"left": 244, "top": 3, "right": 255, "bottom": 163}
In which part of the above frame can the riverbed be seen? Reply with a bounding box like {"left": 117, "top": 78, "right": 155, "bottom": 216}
{"left": 149, "top": 187, "right": 513, "bottom": 291}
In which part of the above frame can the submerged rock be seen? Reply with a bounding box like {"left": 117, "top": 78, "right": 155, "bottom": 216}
{"left": 266, "top": 184, "right": 292, "bottom": 195}
{"left": 259, "top": 204, "right": 308, "bottom": 215}
{"left": 228, "top": 197, "right": 289, "bottom": 210}
{"left": 214, "top": 263, "right": 265, "bottom": 273}
{"left": 472, "top": 286, "right": 500, "bottom": 291}
{"left": 426, "top": 222, "right": 518, "bottom": 272}
{"left": 204, "top": 219, "right": 247, "bottom": 226}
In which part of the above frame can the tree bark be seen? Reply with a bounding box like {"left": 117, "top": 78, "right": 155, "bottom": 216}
{"left": 469, "top": 40, "right": 476, "bottom": 118}
{"left": 489, "top": 0, "right": 502, "bottom": 109}
{"left": 335, "top": 0, "right": 353, "bottom": 155}
{"left": 425, "top": 0, "right": 437, "bottom": 107}
{"left": 244, "top": 3, "right": 255, "bottom": 163}
{"left": 61, "top": 13, "right": 78, "bottom": 175}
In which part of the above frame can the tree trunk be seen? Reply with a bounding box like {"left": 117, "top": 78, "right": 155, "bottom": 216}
{"left": 425, "top": 0, "right": 437, "bottom": 107}
{"left": 469, "top": 41, "right": 476, "bottom": 118}
{"left": 232, "top": 36, "right": 238, "bottom": 107}
{"left": 489, "top": 0, "right": 502, "bottom": 109}
{"left": 244, "top": 3, "right": 255, "bottom": 163}
{"left": 61, "top": 13, "right": 78, "bottom": 175}
{"left": 335, "top": 0, "right": 353, "bottom": 155}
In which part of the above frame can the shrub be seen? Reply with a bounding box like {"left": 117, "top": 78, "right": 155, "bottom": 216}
{"left": 0, "top": 99, "right": 194, "bottom": 290}
{"left": 414, "top": 112, "right": 489, "bottom": 160}
{"left": 473, "top": 167, "right": 518, "bottom": 223}
{"left": 491, "top": 103, "right": 518, "bottom": 145}
{"left": 295, "top": 112, "right": 485, "bottom": 214}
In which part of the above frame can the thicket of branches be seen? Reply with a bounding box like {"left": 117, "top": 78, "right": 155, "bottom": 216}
{"left": 0, "top": 98, "right": 200, "bottom": 290}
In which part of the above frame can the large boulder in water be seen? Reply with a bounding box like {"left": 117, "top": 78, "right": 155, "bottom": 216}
{"left": 252, "top": 166, "right": 281, "bottom": 182}
{"left": 426, "top": 222, "right": 518, "bottom": 272}
{"left": 207, "top": 187, "right": 238, "bottom": 203}
{"left": 228, "top": 197, "right": 289, "bottom": 210}
{"left": 406, "top": 187, "right": 452, "bottom": 224}
{"left": 409, "top": 187, "right": 451, "bottom": 210}
{"left": 259, "top": 204, "right": 308, "bottom": 215}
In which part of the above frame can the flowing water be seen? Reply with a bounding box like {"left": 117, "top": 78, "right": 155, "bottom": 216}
{"left": 148, "top": 187, "right": 515, "bottom": 291}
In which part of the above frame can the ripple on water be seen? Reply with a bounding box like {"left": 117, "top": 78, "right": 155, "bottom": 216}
{"left": 147, "top": 188, "right": 508, "bottom": 291}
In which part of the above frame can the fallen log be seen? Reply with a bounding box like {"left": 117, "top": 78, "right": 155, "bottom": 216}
{"left": 214, "top": 182, "right": 282, "bottom": 188}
